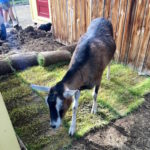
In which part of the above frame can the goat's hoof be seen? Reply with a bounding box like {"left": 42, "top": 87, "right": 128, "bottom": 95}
{"left": 69, "top": 126, "right": 75, "bottom": 136}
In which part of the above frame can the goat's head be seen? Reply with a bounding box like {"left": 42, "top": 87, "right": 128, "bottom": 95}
{"left": 46, "top": 82, "right": 77, "bottom": 129}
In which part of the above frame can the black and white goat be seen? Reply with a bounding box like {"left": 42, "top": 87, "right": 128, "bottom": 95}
{"left": 31, "top": 18, "right": 116, "bottom": 136}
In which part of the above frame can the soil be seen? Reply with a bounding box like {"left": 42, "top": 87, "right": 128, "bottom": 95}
{"left": 0, "top": 26, "right": 63, "bottom": 59}
{"left": 70, "top": 93, "right": 150, "bottom": 150}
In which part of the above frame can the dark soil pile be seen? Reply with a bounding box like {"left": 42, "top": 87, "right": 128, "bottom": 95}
{"left": 70, "top": 93, "right": 150, "bottom": 150}
{"left": 0, "top": 26, "right": 63, "bottom": 58}
{"left": 18, "top": 26, "right": 63, "bottom": 52}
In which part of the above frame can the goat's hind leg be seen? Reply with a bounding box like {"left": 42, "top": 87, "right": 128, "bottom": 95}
{"left": 107, "top": 63, "right": 110, "bottom": 80}
{"left": 91, "top": 85, "right": 100, "bottom": 114}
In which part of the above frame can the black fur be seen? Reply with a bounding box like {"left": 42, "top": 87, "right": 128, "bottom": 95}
{"left": 62, "top": 41, "right": 90, "bottom": 82}
{"left": 47, "top": 82, "right": 64, "bottom": 122}
{"left": 38, "top": 23, "right": 52, "bottom": 32}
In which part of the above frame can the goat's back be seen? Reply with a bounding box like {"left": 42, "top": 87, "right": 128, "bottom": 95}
{"left": 64, "top": 18, "right": 116, "bottom": 88}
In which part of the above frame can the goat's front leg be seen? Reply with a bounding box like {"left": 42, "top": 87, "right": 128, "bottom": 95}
{"left": 91, "top": 85, "right": 100, "bottom": 114}
{"left": 69, "top": 91, "right": 80, "bottom": 136}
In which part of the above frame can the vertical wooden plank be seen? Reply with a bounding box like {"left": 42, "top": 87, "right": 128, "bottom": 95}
{"left": 80, "top": 0, "right": 86, "bottom": 36}
{"left": 142, "top": 39, "right": 150, "bottom": 75}
{"left": 91, "top": 0, "right": 98, "bottom": 20}
{"left": 111, "top": 0, "right": 120, "bottom": 40}
{"left": 55, "top": 0, "right": 59, "bottom": 41}
{"left": 86, "top": 0, "right": 91, "bottom": 28}
{"left": 50, "top": 0, "right": 55, "bottom": 36}
{"left": 63, "top": 0, "right": 67, "bottom": 42}
{"left": 75, "top": 0, "right": 80, "bottom": 40}
{"left": 0, "top": 93, "right": 20, "bottom": 150}
{"left": 136, "top": 0, "right": 150, "bottom": 71}
{"left": 119, "top": 0, "right": 136, "bottom": 62}
{"left": 97, "top": 0, "right": 104, "bottom": 17}
{"left": 115, "top": 0, "right": 128, "bottom": 61}
{"left": 58, "top": 0, "right": 63, "bottom": 42}
{"left": 68, "top": 0, "right": 73, "bottom": 43}
{"left": 66, "top": 0, "right": 69, "bottom": 44}
{"left": 104, "top": 0, "right": 111, "bottom": 19}
{"left": 72, "top": 0, "right": 76, "bottom": 42}
{"left": 127, "top": 0, "right": 147, "bottom": 66}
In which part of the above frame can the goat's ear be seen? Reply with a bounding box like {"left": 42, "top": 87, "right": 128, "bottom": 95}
{"left": 63, "top": 89, "right": 80, "bottom": 99}
{"left": 30, "top": 84, "right": 50, "bottom": 93}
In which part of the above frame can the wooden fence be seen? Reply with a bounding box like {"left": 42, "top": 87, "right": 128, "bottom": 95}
{"left": 50, "top": 0, "right": 150, "bottom": 75}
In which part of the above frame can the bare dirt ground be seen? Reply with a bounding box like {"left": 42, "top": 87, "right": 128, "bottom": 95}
{"left": 0, "top": 5, "right": 63, "bottom": 59}
{"left": 70, "top": 93, "right": 150, "bottom": 150}
{"left": 0, "top": 26, "right": 63, "bottom": 59}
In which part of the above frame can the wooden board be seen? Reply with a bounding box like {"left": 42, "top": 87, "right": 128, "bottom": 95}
{"left": 127, "top": 0, "right": 147, "bottom": 66}
{"left": 0, "top": 93, "right": 20, "bottom": 150}
{"left": 119, "top": 0, "right": 136, "bottom": 62}
{"left": 135, "top": 0, "right": 150, "bottom": 71}
{"left": 115, "top": 0, "right": 128, "bottom": 61}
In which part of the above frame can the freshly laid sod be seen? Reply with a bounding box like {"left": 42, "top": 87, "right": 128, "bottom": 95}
{"left": 0, "top": 62, "right": 150, "bottom": 149}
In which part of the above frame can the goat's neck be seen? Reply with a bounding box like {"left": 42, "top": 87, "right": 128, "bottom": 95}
{"left": 62, "top": 70, "right": 84, "bottom": 90}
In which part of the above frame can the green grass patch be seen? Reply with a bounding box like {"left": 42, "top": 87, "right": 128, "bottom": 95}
{"left": 0, "top": 62, "right": 149, "bottom": 149}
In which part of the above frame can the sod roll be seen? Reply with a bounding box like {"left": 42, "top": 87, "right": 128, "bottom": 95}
{"left": 0, "top": 59, "right": 12, "bottom": 75}
{"left": 38, "top": 50, "right": 71, "bottom": 66}
{"left": 58, "top": 43, "right": 77, "bottom": 54}
{"left": 9, "top": 52, "right": 38, "bottom": 70}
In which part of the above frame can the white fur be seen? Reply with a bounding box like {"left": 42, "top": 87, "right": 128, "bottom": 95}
{"left": 91, "top": 89, "right": 97, "bottom": 114}
{"left": 107, "top": 64, "right": 110, "bottom": 80}
{"left": 56, "top": 97, "right": 62, "bottom": 111}
{"left": 51, "top": 98, "right": 62, "bottom": 128}
{"left": 51, "top": 117, "right": 61, "bottom": 128}
{"left": 45, "top": 96, "right": 48, "bottom": 106}
{"left": 63, "top": 89, "right": 78, "bottom": 98}
{"left": 30, "top": 84, "right": 50, "bottom": 93}
{"left": 68, "top": 90, "right": 80, "bottom": 136}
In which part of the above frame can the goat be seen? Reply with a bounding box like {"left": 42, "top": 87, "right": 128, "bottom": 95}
{"left": 32, "top": 18, "right": 116, "bottom": 136}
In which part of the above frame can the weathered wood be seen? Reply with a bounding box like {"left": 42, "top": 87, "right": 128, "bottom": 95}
{"left": 111, "top": 0, "right": 120, "bottom": 40}
{"left": 136, "top": 0, "right": 150, "bottom": 71}
{"left": 142, "top": 39, "right": 150, "bottom": 75}
{"left": 58, "top": 43, "right": 77, "bottom": 54}
{"left": 115, "top": 0, "right": 128, "bottom": 61}
{"left": 97, "top": 0, "right": 104, "bottom": 18}
{"left": 119, "top": 0, "right": 135, "bottom": 62}
{"left": 104, "top": 0, "right": 111, "bottom": 19}
{"left": 127, "top": 0, "right": 147, "bottom": 66}
{"left": 91, "top": 0, "right": 98, "bottom": 20}
{"left": 80, "top": 0, "right": 86, "bottom": 35}
{"left": 76, "top": 0, "right": 81, "bottom": 40}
